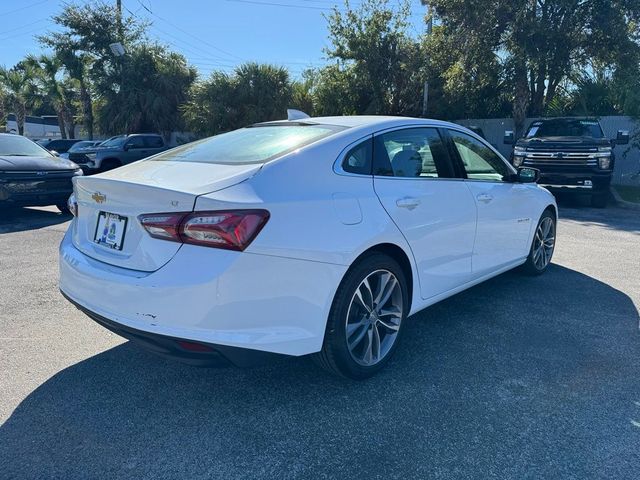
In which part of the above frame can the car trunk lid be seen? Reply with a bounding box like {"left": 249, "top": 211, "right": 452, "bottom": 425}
{"left": 72, "top": 160, "right": 261, "bottom": 271}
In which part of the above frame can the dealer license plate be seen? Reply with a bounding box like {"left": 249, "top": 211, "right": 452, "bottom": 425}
{"left": 94, "top": 211, "right": 128, "bottom": 250}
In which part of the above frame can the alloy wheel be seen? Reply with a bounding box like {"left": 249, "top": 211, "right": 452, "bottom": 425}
{"left": 532, "top": 216, "right": 555, "bottom": 270}
{"left": 345, "top": 269, "right": 403, "bottom": 367}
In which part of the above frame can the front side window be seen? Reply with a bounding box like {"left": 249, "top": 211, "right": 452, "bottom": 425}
{"left": 374, "top": 128, "right": 454, "bottom": 178}
{"left": 448, "top": 130, "right": 512, "bottom": 182}
{"left": 152, "top": 124, "right": 346, "bottom": 165}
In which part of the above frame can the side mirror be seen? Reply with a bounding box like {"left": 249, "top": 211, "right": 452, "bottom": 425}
{"left": 517, "top": 166, "right": 540, "bottom": 183}
{"left": 50, "top": 150, "right": 60, "bottom": 157}
{"left": 615, "top": 130, "right": 629, "bottom": 145}
{"left": 503, "top": 130, "right": 514, "bottom": 145}
{"left": 123, "top": 143, "right": 131, "bottom": 151}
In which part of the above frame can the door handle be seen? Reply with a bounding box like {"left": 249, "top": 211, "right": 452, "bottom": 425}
{"left": 476, "top": 193, "right": 494, "bottom": 203}
{"left": 396, "top": 197, "right": 421, "bottom": 210}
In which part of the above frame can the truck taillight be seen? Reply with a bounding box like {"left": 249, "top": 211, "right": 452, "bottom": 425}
{"left": 138, "top": 210, "right": 270, "bottom": 251}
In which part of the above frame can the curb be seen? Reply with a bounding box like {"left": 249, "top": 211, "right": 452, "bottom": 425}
{"left": 611, "top": 187, "right": 640, "bottom": 211}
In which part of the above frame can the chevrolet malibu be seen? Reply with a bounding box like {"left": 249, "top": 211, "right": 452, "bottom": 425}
{"left": 59, "top": 116, "right": 557, "bottom": 379}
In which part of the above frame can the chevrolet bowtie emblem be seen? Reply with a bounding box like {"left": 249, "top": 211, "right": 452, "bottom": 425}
{"left": 92, "top": 192, "right": 106, "bottom": 204}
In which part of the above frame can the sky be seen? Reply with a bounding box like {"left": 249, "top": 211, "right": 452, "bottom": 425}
{"left": 0, "top": 0, "right": 428, "bottom": 79}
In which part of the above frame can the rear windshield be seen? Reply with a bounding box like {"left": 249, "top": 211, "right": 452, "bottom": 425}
{"left": 526, "top": 119, "right": 604, "bottom": 138}
{"left": 0, "top": 135, "right": 53, "bottom": 157}
{"left": 151, "top": 124, "right": 346, "bottom": 165}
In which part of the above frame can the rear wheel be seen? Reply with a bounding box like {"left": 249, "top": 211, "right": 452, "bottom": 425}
{"left": 314, "top": 253, "right": 408, "bottom": 379}
{"left": 521, "top": 210, "right": 556, "bottom": 275}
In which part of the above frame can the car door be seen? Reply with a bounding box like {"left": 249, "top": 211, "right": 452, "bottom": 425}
{"left": 373, "top": 127, "right": 477, "bottom": 300}
{"left": 123, "top": 136, "right": 148, "bottom": 163}
{"left": 443, "top": 128, "right": 536, "bottom": 277}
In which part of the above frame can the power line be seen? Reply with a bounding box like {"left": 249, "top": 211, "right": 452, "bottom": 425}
{"left": 0, "top": 0, "right": 49, "bottom": 17}
{"left": 136, "top": 0, "right": 244, "bottom": 61}
{"left": 0, "top": 18, "right": 49, "bottom": 36}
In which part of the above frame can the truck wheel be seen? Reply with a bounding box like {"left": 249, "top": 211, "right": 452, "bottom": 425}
{"left": 591, "top": 192, "right": 608, "bottom": 208}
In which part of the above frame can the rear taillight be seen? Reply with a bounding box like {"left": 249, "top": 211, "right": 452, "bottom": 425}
{"left": 138, "top": 210, "right": 269, "bottom": 251}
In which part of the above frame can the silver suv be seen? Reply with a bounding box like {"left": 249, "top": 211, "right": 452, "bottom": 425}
{"left": 72, "top": 134, "right": 168, "bottom": 173}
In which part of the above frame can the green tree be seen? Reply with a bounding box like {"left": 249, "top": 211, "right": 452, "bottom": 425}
{"left": 183, "top": 63, "right": 292, "bottom": 136}
{"left": 24, "top": 54, "right": 73, "bottom": 138}
{"left": 0, "top": 66, "right": 37, "bottom": 136}
{"left": 39, "top": 0, "right": 147, "bottom": 138}
{"left": 424, "top": 0, "right": 640, "bottom": 135}
{"left": 318, "top": 0, "right": 424, "bottom": 116}
{"left": 97, "top": 44, "right": 196, "bottom": 136}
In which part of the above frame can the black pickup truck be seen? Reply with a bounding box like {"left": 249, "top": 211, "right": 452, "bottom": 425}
{"left": 504, "top": 118, "right": 629, "bottom": 207}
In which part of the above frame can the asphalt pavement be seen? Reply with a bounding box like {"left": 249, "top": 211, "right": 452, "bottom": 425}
{"left": 1, "top": 197, "right": 639, "bottom": 479}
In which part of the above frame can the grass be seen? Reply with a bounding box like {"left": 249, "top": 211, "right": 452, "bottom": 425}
{"left": 614, "top": 185, "right": 640, "bottom": 204}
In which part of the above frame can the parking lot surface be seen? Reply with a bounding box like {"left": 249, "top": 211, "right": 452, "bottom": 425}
{"left": 1, "top": 199, "right": 639, "bottom": 479}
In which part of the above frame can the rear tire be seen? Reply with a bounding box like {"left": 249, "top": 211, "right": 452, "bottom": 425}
{"left": 591, "top": 192, "right": 608, "bottom": 208}
{"left": 521, "top": 210, "right": 556, "bottom": 276}
{"left": 314, "top": 253, "right": 408, "bottom": 379}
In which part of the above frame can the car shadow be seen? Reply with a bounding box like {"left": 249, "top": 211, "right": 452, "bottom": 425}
{"left": 1, "top": 265, "right": 639, "bottom": 479}
{"left": 554, "top": 193, "right": 640, "bottom": 234}
{"left": 0, "top": 206, "right": 70, "bottom": 234}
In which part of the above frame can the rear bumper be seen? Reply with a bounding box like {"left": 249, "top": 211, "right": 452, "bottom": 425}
{"left": 59, "top": 226, "right": 346, "bottom": 358}
{"left": 61, "top": 290, "right": 284, "bottom": 367}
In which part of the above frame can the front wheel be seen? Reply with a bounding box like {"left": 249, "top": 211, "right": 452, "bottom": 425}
{"left": 521, "top": 210, "right": 556, "bottom": 275}
{"left": 314, "top": 253, "right": 408, "bottom": 379}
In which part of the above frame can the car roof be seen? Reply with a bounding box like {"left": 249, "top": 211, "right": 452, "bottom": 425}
{"left": 256, "top": 115, "right": 462, "bottom": 131}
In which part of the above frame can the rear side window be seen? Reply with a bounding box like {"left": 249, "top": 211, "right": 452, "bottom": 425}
{"left": 373, "top": 127, "right": 455, "bottom": 178}
{"left": 341, "top": 139, "right": 372, "bottom": 175}
{"left": 126, "top": 136, "right": 145, "bottom": 149}
{"left": 152, "top": 124, "right": 346, "bottom": 165}
{"left": 144, "top": 136, "right": 164, "bottom": 148}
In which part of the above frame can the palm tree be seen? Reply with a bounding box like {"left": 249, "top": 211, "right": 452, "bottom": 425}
{"left": 25, "top": 54, "right": 71, "bottom": 139}
{"left": 58, "top": 49, "right": 94, "bottom": 139}
{"left": 0, "top": 66, "right": 37, "bottom": 136}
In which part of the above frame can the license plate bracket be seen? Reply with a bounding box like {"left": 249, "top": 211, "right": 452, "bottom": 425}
{"left": 93, "top": 211, "right": 128, "bottom": 251}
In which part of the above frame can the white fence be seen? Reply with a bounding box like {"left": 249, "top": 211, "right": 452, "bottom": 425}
{"left": 456, "top": 116, "right": 640, "bottom": 186}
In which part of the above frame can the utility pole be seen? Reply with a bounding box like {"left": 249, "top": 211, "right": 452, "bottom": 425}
{"left": 116, "top": 0, "right": 123, "bottom": 39}
{"left": 422, "top": 82, "right": 429, "bottom": 117}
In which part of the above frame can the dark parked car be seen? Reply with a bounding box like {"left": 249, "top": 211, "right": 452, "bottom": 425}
{"left": 0, "top": 134, "right": 83, "bottom": 213}
{"left": 59, "top": 140, "right": 104, "bottom": 159}
{"left": 504, "top": 117, "right": 629, "bottom": 207}
{"left": 73, "top": 134, "right": 168, "bottom": 174}
{"left": 36, "top": 138, "right": 82, "bottom": 154}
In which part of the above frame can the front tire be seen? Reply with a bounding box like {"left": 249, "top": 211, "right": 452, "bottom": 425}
{"left": 521, "top": 210, "right": 556, "bottom": 276}
{"left": 314, "top": 253, "right": 408, "bottom": 379}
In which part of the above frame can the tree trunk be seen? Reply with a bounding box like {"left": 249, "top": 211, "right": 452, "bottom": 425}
{"left": 79, "top": 80, "right": 93, "bottom": 140}
{"left": 512, "top": 59, "right": 529, "bottom": 139}
{"left": 56, "top": 109, "right": 67, "bottom": 139}
{"left": 15, "top": 101, "right": 26, "bottom": 136}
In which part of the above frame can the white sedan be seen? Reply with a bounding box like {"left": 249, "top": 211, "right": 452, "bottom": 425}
{"left": 59, "top": 116, "right": 557, "bottom": 379}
